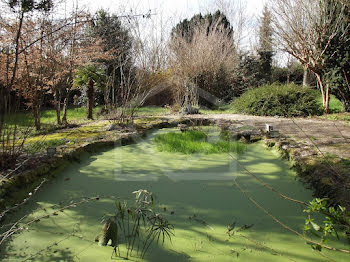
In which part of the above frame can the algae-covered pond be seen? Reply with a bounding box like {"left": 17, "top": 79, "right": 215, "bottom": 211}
{"left": 1, "top": 127, "right": 349, "bottom": 261}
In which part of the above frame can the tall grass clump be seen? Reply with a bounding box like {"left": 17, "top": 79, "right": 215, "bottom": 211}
{"left": 154, "top": 130, "right": 246, "bottom": 154}
{"left": 232, "top": 84, "right": 322, "bottom": 117}
{"left": 103, "top": 190, "right": 174, "bottom": 259}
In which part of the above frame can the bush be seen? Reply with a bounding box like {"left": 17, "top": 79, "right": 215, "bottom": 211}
{"left": 232, "top": 84, "right": 322, "bottom": 117}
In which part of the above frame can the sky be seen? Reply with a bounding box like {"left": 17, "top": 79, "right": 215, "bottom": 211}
{"left": 76, "top": 0, "right": 266, "bottom": 16}
{"left": 0, "top": 0, "right": 268, "bottom": 53}
{"left": 73, "top": 0, "right": 267, "bottom": 50}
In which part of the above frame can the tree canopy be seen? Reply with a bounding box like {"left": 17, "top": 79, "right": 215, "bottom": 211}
{"left": 171, "top": 10, "right": 233, "bottom": 43}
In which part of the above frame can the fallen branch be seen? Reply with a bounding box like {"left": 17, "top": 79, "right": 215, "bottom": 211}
{"left": 0, "top": 178, "right": 46, "bottom": 221}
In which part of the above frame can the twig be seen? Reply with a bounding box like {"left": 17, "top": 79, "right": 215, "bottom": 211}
{"left": 0, "top": 178, "right": 46, "bottom": 221}
{"left": 0, "top": 158, "right": 29, "bottom": 181}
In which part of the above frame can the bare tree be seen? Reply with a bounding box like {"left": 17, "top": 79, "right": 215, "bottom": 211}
{"left": 169, "top": 21, "right": 238, "bottom": 108}
{"left": 270, "top": 0, "right": 349, "bottom": 112}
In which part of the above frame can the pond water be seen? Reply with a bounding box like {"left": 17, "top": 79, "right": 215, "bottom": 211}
{"left": 1, "top": 127, "right": 349, "bottom": 261}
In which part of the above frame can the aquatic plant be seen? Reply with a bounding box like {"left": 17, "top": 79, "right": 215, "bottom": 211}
{"left": 154, "top": 130, "right": 246, "bottom": 154}
{"left": 109, "top": 189, "right": 174, "bottom": 259}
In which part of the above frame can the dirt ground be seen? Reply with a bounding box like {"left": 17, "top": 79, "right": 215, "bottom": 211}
{"left": 164, "top": 114, "right": 350, "bottom": 159}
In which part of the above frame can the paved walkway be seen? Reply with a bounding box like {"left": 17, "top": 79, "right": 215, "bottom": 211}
{"left": 164, "top": 114, "right": 350, "bottom": 159}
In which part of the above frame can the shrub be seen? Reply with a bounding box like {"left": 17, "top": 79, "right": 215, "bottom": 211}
{"left": 232, "top": 84, "right": 322, "bottom": 117}
{"left": 154, "top": 130, "right": 246, "bottom": 154}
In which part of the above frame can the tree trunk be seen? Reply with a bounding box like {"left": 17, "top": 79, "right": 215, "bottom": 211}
{"left": 87, "top": 79, "right": 94, "bottom": 120}
{"left": 55, "top": 89, "right": 61, "bottom": 125}
{"left": 315, "top": 73, "right": 329, "bottom": 113}
{"left": 325, "top": 84, "right": 330, "bottom": 113}
{"left": 303, "top": 67, "right": 310, "bottom": 87}
{"left": 343, "top": 101, "right": 350, "bottom": 112}
{"left": 62, "top": 90, "right": 69, "bottom": 125}
{"left": 33, "top": 102, "right": 41, "bottom": 131}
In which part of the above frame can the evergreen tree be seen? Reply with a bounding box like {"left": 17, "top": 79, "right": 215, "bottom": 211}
{"left": 322, "top": 0, "right": 350, "bottom": 112}
{"left": 171, "top": 10, "right": 233, "bottom": 43}
{"left": 89, "top": 10, "right": 132, "bottom": 107}
{"left": 258, "top": 5, "right": 274, "bottom": 84}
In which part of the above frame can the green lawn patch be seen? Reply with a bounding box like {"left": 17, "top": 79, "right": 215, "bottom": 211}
{"left": 134, "top": 106, "right": 170, "bottom": 116}
{"left": 319, "top": 112, "right": 350, "bottom": 122}
{"left": 316, "top": 94, "right": 344, "bottom": 113}
{"left": 154, "top": 130, "right": 246, "bottom": 154}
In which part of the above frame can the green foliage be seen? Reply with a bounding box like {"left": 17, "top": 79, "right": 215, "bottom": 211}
{"left": 171, "top": 10, "right": 233, "bottom": 43}
{"left": 321, "top": 0, "right": 350, "bottom": 112}
{"left": 320, "top": 113, "right": 350, "bottom": 122}
{"left": 196, "top": 65, "right": 233, "bottom": 106}
{"left": 154, "top": 130, "right": 246, "bottom": 154}
{"left": 73, "top": 65, "right": 106, "bottom": 89}
{"left": 258, "top": 50, "right": 273, "bottom": 84}
{"left": 304, "top": 198, "right": 350, "bottom": 250}
{"left": 8, "top": 0, "right": 53, "bottom": 12}
{"left": 89, "top": 9, "right": 132, "bottom": 105}
{"left": 24, "top": 138, "right": 66, "bottom": 153}
{"left": 90, "top": 9, "right": 131, "bottom": 60}
{"left": 111, "top": 190, "right": 174, "bottom": 259}
{"left": 317, "top": 94, "right": 344, "bottom": 114}
{"left": 231, "top": 53, "right": 261, "bottom": 93}
{"left": 232, "top": 84, "right": 322, "bottom": 117}
{"left": 134, "top": 106, "right": 171, "bottom": 116}
{"left": 271, "top": 64, "right": 304, "bottom": 85}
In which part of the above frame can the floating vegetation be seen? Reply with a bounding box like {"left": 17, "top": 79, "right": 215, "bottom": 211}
{"left": 154, "top": 130, "right": 246, "bottom": 154}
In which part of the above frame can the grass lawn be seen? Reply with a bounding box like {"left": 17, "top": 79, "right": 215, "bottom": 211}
{"left": 316, "top": 94, "right": 344, "bottom": 113}
{"left": 4, "top": 106, "right": 170, "bottom": 132}
{"left": 319, "top": 112, "right": 350, "bottom": 122}
{"left": 134, "top": 106, "right": 171, "bottom": 116}
{"left": 4, "top": 107, "right": 102, "bottom": 129}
